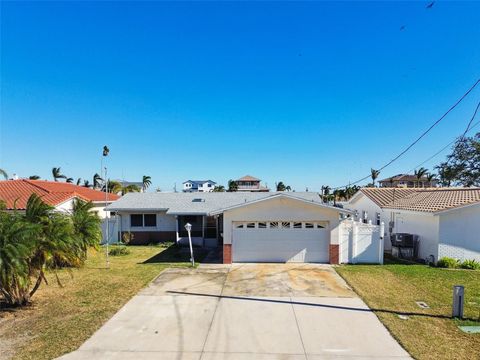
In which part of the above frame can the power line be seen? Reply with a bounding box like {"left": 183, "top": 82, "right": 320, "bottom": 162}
{"left": 331, "top": 78, "right": 480, "bottom": 190}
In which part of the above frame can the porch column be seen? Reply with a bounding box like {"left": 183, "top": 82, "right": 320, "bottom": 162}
{"left": 202, "top": 216, "right": 205, "bottom": 247}
{"left": 175, "top": 216, "right": 179, "bottom": 243}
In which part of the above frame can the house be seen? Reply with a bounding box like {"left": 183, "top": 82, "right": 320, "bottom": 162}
{"left": 235, "top": 175, "right": 270, "bottom": 192}
{"left": 0, "top": 179, "right": 119, "bottom": 218}
{"left": 378, "top": 174, "right": 437, "bottom": 188}
{"left": 183, "top": 180, "right": 217, "bottom": 193}
{"left": 106, "top": 191, "right": 382, "bottom": 264}
{"left": 115, "top": 180, "right": 145, "bottom": 192}
{"left": 347, "top": 187, "right": 480, "bottom": 262}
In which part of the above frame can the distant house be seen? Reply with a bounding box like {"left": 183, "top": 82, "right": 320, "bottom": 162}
{"left": 378, "top": 174, "right": 437, "bottom": 188}
{"left": 235, "top": 175, "right": 270, "bottom": 192}
{"left": 183, "top": 180, "right": 217, "bottom": 193}
{"left": 347, "top": 187, "right": 480, "bottom": 262}
{"left": 0, "top": 179, "right": 119, "bottom": 218}
{"left": 115, "top": 180, "right": 144, "bottom": 192}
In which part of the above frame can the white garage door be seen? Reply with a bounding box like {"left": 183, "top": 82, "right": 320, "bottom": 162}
{"left": 232, "top": 221, "right": 330, "bottom": 263}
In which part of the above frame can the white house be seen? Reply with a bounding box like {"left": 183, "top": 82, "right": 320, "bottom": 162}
{"left": 183, "top": 180, "right": 217, "bottom": 192}
{"left": 106, "top": 192, "right": 384, "bottom": 265}
{"left": 347, "top": 187, "right": 480, "bottom": 262}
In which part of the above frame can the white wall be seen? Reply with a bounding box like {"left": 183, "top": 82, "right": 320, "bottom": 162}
{"left": 222, "top": 197, "right": 341, "bottom": 245}
{"left": 339, "top": 220, "right": 383, "bottom": 264}
{"left": 392, "top": 211, "right": 439, "bottom": 261}
{"left": 438, "top": 204, "right": 480, "bottom": 262}
{"left": 118, "top": 211, "right": 176, "bottom": 232}
{"left": 347, "top": 194, "right": 391, "bottom": 249}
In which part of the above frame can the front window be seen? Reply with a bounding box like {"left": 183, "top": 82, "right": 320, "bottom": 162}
{"left": 131, "top": 214, "right": 143, "bottom": 227}
{"left": 144, "top": 214, "right": 157, "bottom": 227}
{"left": 131, "top": 214, "right": 157, "bottom": 227}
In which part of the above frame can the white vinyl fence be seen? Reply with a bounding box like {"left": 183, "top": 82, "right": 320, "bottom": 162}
{"left": 101, "top": 217, "right": 119, "bottom": 244}
{"left": 339, "top": 219, "right": 384, "bottom": 264}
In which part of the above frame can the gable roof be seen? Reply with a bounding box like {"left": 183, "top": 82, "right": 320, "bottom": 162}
{"left": 183, "top": 180, "right": 216, "bottom": 185}
{"left": 236, "top": 175, "right": 260, "bottom": 182}
{"left": 106, "top": 191, "right": 349, "bottom": 215}
{"left": 355, "top": 187, "right": 480, "bottom": 213}
{"left": 0, "top": 179, "right": 120, "bottom": 210}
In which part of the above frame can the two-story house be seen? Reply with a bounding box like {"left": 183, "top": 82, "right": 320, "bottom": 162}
{"left": 183, "top": 180, "right": 217, "bottom": 192}
{"left": 379, "top": 174, "right": 437, "bottom": 188}
{"left": 235, "top": 175, "right": 270, "bottom": 192}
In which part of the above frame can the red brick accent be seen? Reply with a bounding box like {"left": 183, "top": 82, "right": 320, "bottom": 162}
{"left": 223, "top": 244, "right": 232, "bottom": 264}
{"left": 329, "top": 244, "right": 339, "bottom": 264}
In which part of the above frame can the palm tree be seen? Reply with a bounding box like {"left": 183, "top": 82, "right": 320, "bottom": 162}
{"left": 322, "top": 186, "right": 331, "bottom": 203}
{"left": 142, "top": 175, "right": 152, "bottom": 191}
{"left": 70, "top": 199, "right": 102, "bottom": 260}
{"left": 276, "top": 182, "right": 286, "bottom": 191}
{"left": 93, "top": 173, "right": 103, "bottom": 189}
{"left": 66, "top": 177, "right": 74, "bottom": 183}
{"left": 29, "top": 175, "right": 41, "bottom": 180}
{"left": 426, "top": 173, "right": 437, "bottom": 187}
{"left": 414, "top": 167, "right": 428, "bottom": 188}
{"left": 83, "top": 180, "right": 92, "bottom": 188}
{"left": 227, "top": 180, "right": 238, "bottom": 192}
{"left": 52, "top": 167, "right": 67, "bottom": 182}
{"left": 370, "top": 168, "right": 380, "bottom": 187}
{"left": 285, "top": 185, "right": 292, "bottom": 192}
{"left": 0, "top": 168, "right": 8, "bottom": 180}
{"left": 76, "top": 178, "right": 82, "bottom": 186}
{"left": 213, "top": 185, "right": 226, "bottom": 192}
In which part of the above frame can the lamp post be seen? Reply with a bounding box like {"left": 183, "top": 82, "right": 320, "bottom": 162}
{"left": 184, "top": 223, "right": 194, "bottom": 267}
{"left": 102, "top": 146, "right": 110, "bottom": 268}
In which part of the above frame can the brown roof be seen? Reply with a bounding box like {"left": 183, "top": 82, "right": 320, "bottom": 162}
{"left": 236, "top": 175, "right": 260, "bottom": 182}
{"left": 379, "top": 174, "right": 429, "bottom": 183}
{"left": 0, "top": 179, "right": 119, "bottom": 210}
{"left": 359, "top": 187, "right": 480, "bottom": 213}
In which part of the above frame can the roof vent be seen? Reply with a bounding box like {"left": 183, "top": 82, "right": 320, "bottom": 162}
{"left": 192, "top": 198, "right": 205, "bottom": 203}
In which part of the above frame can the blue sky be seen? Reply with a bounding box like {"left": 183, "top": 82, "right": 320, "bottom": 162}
{"left": 1, "top": 1, "right": 479, "bottom": 192}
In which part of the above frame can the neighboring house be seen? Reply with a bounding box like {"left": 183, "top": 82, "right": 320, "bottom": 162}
{"left": 0, "top": 179, "right": 119, "bottom": 218}
{"left": 378, "top": 174, "right": 437, "bottom": 188}
{"left": 235, "top": 175, "right": 270, "bottom": 192}
{"left": 115, "top": 180, "right": 144, "bottom": 192}
{"left": 347, "top": 187, "right": 480, "bottom": 262}
{"left": 106, "top": 191, "right": 382, "bottom": 264}
{"left": 182, "top": 180, "right": 217, "bottom": 192}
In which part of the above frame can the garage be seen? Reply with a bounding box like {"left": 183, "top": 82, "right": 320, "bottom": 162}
{"left": 232, "top": 221, "right": 330, "bottom": 263}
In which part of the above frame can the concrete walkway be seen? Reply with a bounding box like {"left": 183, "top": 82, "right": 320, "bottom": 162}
{"left": 60, "top": 264, "right": 410, "bottom": 359}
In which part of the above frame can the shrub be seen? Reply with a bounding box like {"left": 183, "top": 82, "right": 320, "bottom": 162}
{"left": 460, "top": 259, "right": 480, "bottom": 270}
{"left": 109, "top": 246, "right": 130, "bottom": 256}
{"left": 437, "top": 257, "right": 460, "bottom": 269}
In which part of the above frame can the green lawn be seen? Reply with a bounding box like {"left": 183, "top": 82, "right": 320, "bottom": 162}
{"left": 0, "top": 245, "right": 202, "bottom": 360}
{"left": 336, "top": 259, "right": 480, "bottom": 360}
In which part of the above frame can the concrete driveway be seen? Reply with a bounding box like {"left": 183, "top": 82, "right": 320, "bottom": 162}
{"left": 60, "top": 264, "right": 410, "bottom": 360}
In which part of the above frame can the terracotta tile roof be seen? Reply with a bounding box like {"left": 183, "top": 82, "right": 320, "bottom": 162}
{"left": 360, "top": 187, "right": 480, "bottom": 213}
{"left": 236, "top": 175, "right": 260, "bottom": 181}
{"left": 0, "top": 179, "right": 120, "bottom": 210}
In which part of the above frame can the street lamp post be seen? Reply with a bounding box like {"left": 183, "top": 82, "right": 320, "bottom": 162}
{"left": 184, "top": 223, "right": 194, "bottom": 267}
{"left": 102, "top": 146, "right": 110, "bottom": 268}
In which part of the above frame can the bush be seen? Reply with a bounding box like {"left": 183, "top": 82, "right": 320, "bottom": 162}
{"left": 460, "top": 259, "right": 480, "bottom": 270}
{"left": 437, "top": 257, "right": 460, "bottom": 268}
{"left": 108, "top": 246, "right": 131, "bottom": 256}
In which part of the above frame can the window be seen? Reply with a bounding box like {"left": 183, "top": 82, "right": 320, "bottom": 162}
{"left": 208, "top": 183, "right": 212, "bottom": 187}
{"left": 316, "top": 223, "right": 326, "bottom": 229}
{"left": 270, "top": 222, "right": 279, "bottom": 229}
{"left": 131, "top": 214, "right": 143, "bottom": 227}
{"left": 144, "top": 214, "right": 157, "bottom": 227}
{"left": 281, "top": 222, "right": 290, "bottom": 229}
{"left": 305, "top": 222, "right": 314, "bottom": 229}
{"left": 246, "top": 222, "right": 255, "bottom": 228}
{"left": 258, "top": 222, "right": 267, "bottom": 228}
{"left": 293, "top": 222, "right": 302, "bottom": 229}
{"left": 235, "top": 223, "right": 244, "bottom": 229}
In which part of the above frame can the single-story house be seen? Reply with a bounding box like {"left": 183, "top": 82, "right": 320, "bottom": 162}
{"left": 106, "top": 192, "right": 357, "bottom": 264}
{"left": 0, "top": 179, "right": 119, "bottom": 218}
{"left": 347, "top": 187, "right": 480, "bottom": 262}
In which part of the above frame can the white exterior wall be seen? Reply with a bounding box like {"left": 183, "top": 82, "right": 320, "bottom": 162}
{"left": 198, "top": 183, "right": 215, "bottom": 192}
{"left": 391, "top": 210, "right": 439, "bottom": 261}
{"left": 54, "top": 198, "right": 75, "bottom": 213}
{"left": 118, "top": 211, "right": 177, "bottom": 232}
{"left": 222, "top": 197, "right": 341, "bottom": 245}
{"left": 438, "top": 204, "right": 480, "bottom": 262}
{"left": 347, "top": 194, "right": 391, "bottom": 249}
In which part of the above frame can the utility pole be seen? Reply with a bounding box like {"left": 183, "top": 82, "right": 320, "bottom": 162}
{"left": 103, "top": 146, "right": 110, "bottom": 268}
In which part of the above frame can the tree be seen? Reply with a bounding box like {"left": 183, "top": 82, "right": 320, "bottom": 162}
{"left": 414, "top": 167, "right": 428, "bottom": 188}
{"left": 70, "top": 199, "right": 102, "bottom": 261}
{"left": 0, "top": 169, "right": 7, "bottom": 180}
{"left": 83, "top": 180, "right": 92, "bottom": 188}
{"left": 29, "top": 175, "right": 40, "bottom": 180}
{"left": 435, "top": 133, "right": 480, "bottom": 187}
{"left": 76, "top": 178, "right": 82, "bottom": 186}
{"left": 285, "top": 185, "right": 292, "bottom": 192}
{"left": 426, "top": 173, "right": 437, "bottom": 187}
{"left": 213, "top": 185, "right": 225, "bottom": 192}
{"left": 52, "top": 167, "right": 66, "bottom": 182}
{"left": 93, "top": 173, "right": 103, "bottom": 189}
{"left": 276, "top": 182, "right": 286, "bottom": 191}
{"left": 142, "top": 175, "right": 152, "bottom": 191}
{"left": 321, "top": 185, "right": 331, "bottom": 203}
{"left": 106, "top": 180, "right": 141, "bottom": 195}
{"left": 227, "top": 180, "right": 238, "bottom": 192}
{"left": 66, "top": 177, "right": 74, "bottom": 183}
{"left": 370, "top": 168, "right": 380, "bottom": 187}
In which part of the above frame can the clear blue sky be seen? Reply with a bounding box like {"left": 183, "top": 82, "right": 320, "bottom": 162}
{"left": 1, "top": 1, "right": 479, "bottom": 192}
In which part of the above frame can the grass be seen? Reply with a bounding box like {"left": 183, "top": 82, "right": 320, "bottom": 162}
{"left": 336, "top": 257, "right": 480, "bottom": 360}
{"left": 0, "top": 244, "right": 204, "bottom": 360}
